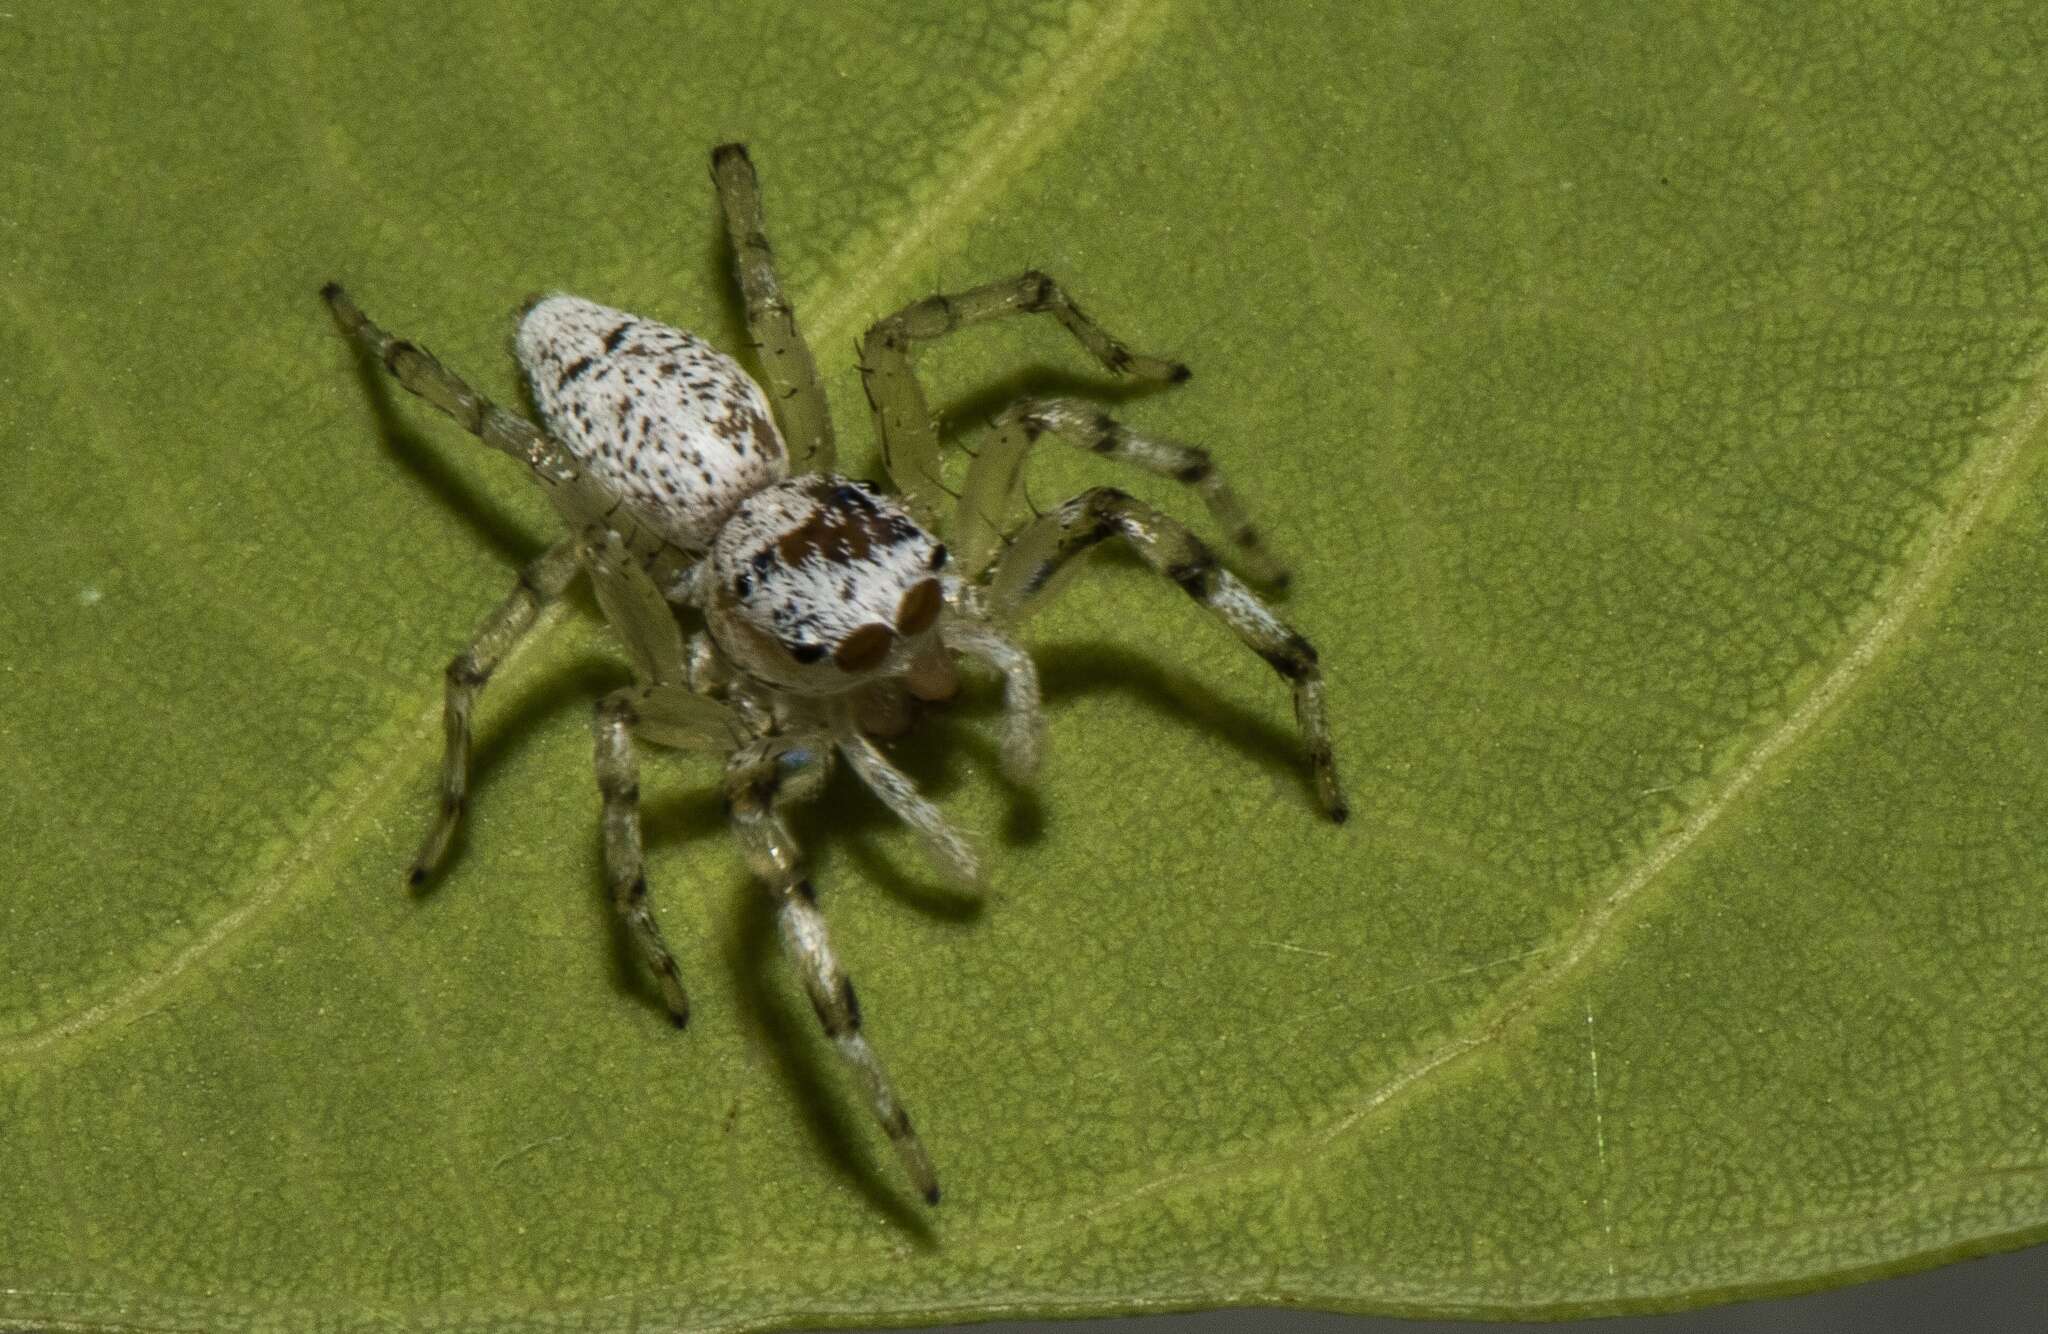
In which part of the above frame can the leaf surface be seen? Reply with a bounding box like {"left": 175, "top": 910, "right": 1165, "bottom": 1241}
{"left": 3, "top": 3, "right": 2046, "bottom": 1329}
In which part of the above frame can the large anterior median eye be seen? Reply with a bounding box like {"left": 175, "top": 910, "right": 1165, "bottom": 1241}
{"left": 832, "top": 622, "right": 894, "bottom": 672}
{"left": 895, "top": 578, "right": 942, "bottom": 636}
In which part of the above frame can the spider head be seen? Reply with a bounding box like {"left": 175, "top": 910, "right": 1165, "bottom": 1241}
{"left": 707, "top": 476, "right": 949, "bottom": 693}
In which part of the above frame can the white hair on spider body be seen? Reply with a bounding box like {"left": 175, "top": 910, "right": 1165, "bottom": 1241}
{"left": 516, "top": 295, "right": 787, "bottom": 555}
{"left": 707, "top": 476, "right": 950, "bottom": 694}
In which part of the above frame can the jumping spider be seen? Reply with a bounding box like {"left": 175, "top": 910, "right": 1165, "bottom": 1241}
{"left": 321, "top": 143, "right": 1346, "bottom": 1206}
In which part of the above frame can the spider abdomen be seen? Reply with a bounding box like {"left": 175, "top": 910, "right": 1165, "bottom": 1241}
{"left": 516, "top": 295, "right": 787, "bottom": 553}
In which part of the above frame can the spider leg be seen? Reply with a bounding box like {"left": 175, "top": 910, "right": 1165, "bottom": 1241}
{"left": 726, "top": 741, "right": 942, "bottom": 1205}
{"left": 583, "top": 527, "right": 690, "bottom": 686}
{"left": 859, "top": 271, "right": 1187, "bottom": 524}
{"left": 409, "top": 538, "right": 583, "bottom": 884}
{"left": 989, "top": 487, "right": 1349, "bottom": 823}
{"left": 321, "top": 284, "right": 577, "bottom": 484}
{"left": 681, "top": 630, "right": 731, "bottom": 695}
{"left": 835, "top": 728, "right": 982, "bottom": 890}
{"left": 951, "top": 397, "right": 1289, "bottom": 589}
{"left": 939, "top": 617, "right": 1045, "bottom": 783}
{"left": 592, "top": 685, "right": 748, "bottom": 1028}
{"left": 710, "top": 144, "right": 835, "bottom": 473}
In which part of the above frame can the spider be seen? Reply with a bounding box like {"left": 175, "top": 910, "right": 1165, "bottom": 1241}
{"left": 321, "top": 143, "right": 1347, "bottom": 1206}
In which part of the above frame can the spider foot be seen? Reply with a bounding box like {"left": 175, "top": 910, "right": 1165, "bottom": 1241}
{"left": 407, "top": 805, "right": 461, "bottom": 889}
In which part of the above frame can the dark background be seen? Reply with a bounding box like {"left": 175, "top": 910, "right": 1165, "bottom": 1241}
{"left": 886, "top": 1239, "right": 2048, "bottom": 1331}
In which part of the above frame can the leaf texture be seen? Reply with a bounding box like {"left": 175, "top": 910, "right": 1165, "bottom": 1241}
{"left": 2, "top": 3, "right": 2045, "bottom": 1329}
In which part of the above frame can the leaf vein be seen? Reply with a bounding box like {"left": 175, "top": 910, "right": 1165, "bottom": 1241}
{"left": 1023, "top": 323, "right": 2048, "bottom": 1240}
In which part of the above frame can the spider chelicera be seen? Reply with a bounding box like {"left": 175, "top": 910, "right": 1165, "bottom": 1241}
{"left": 321, "top": 143, "right": 1346, "bottom": 1206}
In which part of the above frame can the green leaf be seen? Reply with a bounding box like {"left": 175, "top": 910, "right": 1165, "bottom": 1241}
{"left": 4, "top": 2, "right": 2045, "bottom": 1329}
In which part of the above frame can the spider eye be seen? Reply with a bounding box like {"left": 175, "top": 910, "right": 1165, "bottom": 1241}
{"left": 787, "top": 642, "right": 827, "bottom": 665}
{"left": 832, "top": 622, "right": 895, "bottom": 672}
{"left": 895, "top": 578, "right": 943, "bottom": 636}
{"left": 829, "top": 482, "right": 876, "bottom": 511}
{"left": 733, "top": 572, "right": 753, "bottom": 599}
{"left": 926, "top": 543, "right": 948, "bottom": 571}
{"left": 749, "top": 548, "right": 777, "bottom": 578}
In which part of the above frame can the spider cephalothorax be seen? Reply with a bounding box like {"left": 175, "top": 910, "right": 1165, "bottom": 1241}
{"left": 322, "top": 142, "right": 1346, "bottom": 1209}
{"left": 708, "top": 476, "right": 948, "bottom": 688}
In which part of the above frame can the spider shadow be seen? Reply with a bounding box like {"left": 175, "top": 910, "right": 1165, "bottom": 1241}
{"left": 474, "top": 678, "right": 944, "bottom": 1229}
{"left": 452, "top": 654, "right": 936, "bottom": 1227}
{"left": 398, "top": 651, "right": 620, "bottom": 899}
{"left": 397, "top": 606, "right": 1304, "bottom": 1232}
{"left": 396, "top": 647, "right": 724, "bottom": 1028}
{"left": 1025, "top": 634, "right": 1324, "bottom": 817}
{"left": 685, "top": 638, "right": 1309, "bottom": 1230}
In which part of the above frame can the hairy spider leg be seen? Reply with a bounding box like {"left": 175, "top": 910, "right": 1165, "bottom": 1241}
{"left": 725, "top": 741, "right": 942, "bottom": 1205}
{"left": 583, "top": 527, "right": 690, "bottom": 685}
{"left": 953, "top": 397, "right": 1290, "bottom": 588}
{"left": 711, "top": 143, "right": 835, "bottom": 473}
{"left": 323, "top": 283, "right": 572, "bottom": 481}
{"left": 325, "top": 285, "right": 690, "bottom": 581}
{"left": 410, "top": 538, "right": 583, "bottom": 883}
{"left": 592, "top": 693, "right": 691, "bottom": 1027}
{"left": 938, "top": 617, "right": 1045, "bottom": 782}
{"left": 833, "top": 722, "right": 981, "bottom": 891}
{"left": 859, "top": 270, "right": 1188, "bottom": 525}
{"left": 989, "top": 487, "right": 1349, "bottom": 823}
{"left": 592, "top": 683, "right": 749, "bottom": 1028}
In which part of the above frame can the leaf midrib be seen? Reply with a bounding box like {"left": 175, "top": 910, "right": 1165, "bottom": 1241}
{"left": 12, "top": 3, "right": 2041, "bottom": 1317}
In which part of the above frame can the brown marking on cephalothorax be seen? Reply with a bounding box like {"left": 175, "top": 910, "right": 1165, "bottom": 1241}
{"left": 832, "top": 622, "right": 895, "bottom": 672}
{"left": 774, "top": 481, "right": 918, "bottom": 567}
{"left": 894, "top": 578, "right": 942, "bottom": 636}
